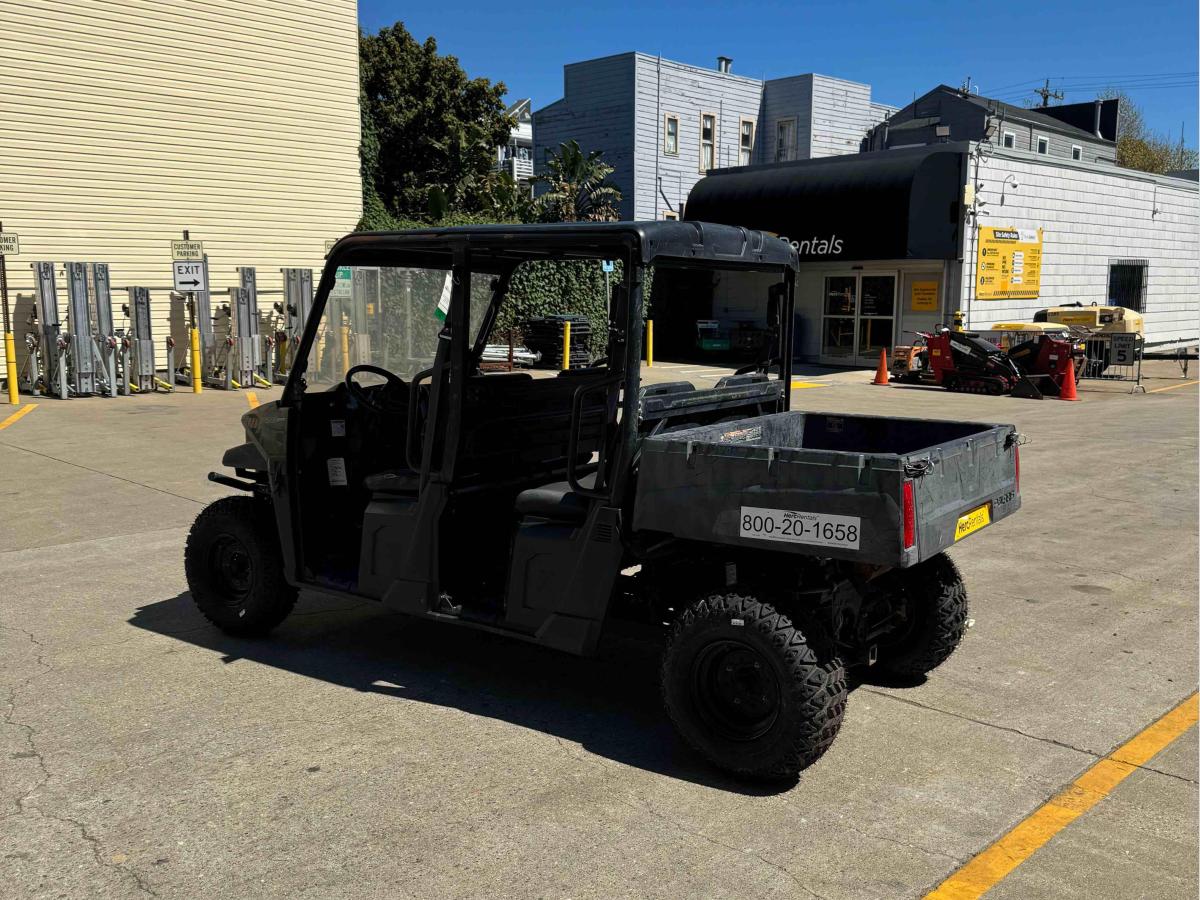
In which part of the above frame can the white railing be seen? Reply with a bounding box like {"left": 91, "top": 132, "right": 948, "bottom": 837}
{"left": 496, "top": 156, "right": 534, "bottom": 181}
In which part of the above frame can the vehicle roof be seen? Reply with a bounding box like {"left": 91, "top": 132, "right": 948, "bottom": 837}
{"left": 327, "top": 221, "right": 799, "bottom": 271}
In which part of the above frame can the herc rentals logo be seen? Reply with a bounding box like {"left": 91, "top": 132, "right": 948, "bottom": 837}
{"left": 781, "top": 235, "right": 844, "bottom": 256}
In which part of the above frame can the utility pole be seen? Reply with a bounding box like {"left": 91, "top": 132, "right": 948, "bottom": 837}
{"left": 1033, "top": 78, "right": 1064, "bottom": 107}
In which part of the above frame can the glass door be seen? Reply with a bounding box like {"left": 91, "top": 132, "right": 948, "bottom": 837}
{"left": 856, "top": 274, "right": 896, "bottom": 366}
{"left": 819, "top": 273, "right": 897, "bottom": 366}
{"left": 820, "top": 276, "right": 857, "bottom": 363}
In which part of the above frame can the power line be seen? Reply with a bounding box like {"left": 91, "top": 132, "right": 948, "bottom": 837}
{"left": 1032, "top": 78, "right": 1064, "bottom": 106}
{"left": 983, "top": 72, "right": 1198, "bottom": 97}
{"left": 988, "top": 80, "right": 1197, "bottom": 102}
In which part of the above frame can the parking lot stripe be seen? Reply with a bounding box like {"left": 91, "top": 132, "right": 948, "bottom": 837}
{"left": 0, "top": 403, "right": 38, "bottom": 430}
{"left": 925, "top": 692, "right": 1199, "bottom": 900}
{"left": 791, "top": 380, "right": 828, "bottom": 389}
{"left": 246, "top": 391, "right": 259, "bottom": 409}
{"left": 1146, "top": 380, "right": 1199, "bottom": 393}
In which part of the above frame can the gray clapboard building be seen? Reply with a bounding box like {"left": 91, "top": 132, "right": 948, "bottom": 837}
{"left": 533, "top": 52, "right": 897, "bottom": 220}
{"left": 863, "top": 85, "right": 1120, "bottom": 164}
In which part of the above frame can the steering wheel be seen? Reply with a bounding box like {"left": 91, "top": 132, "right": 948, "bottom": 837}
{"left": 345, "top": 364, "right": 406, "bottom": 413}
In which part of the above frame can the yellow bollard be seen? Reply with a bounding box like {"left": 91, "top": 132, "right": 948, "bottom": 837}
{"left": 4, "top": 332, "right": 19, "bottom": 405}
{"left": 952, "top": 310, "right": 965, "bottom": 332}
{"left": 562, "top": 321, "right": 571, "bottom": 371}
{"left": 340, "top": 323, "right": 351, "bottom": 377}
{"left": 646, "top": 319, "right": 654, "bottom": 367}
{"left": 190, "top": 327, "right": 203, "bottom": 394}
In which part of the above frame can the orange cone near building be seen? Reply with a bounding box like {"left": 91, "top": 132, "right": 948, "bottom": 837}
{"left": 872, "top": 349, "right": 890, "bottom": 386}
{"left": 1059, "top": 357, "right": 1081, "bottom": 401}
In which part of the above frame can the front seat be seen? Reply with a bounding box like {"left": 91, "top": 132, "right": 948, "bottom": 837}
{"left": 514, "top": 473, "right": 596, "bottom": 524}
{"left": 363, "top": 469, "right": 421, "bottom": 494}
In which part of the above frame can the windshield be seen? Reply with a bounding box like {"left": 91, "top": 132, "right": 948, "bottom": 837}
{"left": 301, "top": 265, "right": 491, "bottom": 390}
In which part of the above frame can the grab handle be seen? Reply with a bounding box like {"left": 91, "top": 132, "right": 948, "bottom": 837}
{"left": 405, "top": 367, "right": 434, "bottom": 472}
{"left": 566, "top": 374, "right": 622, "bottom": 499}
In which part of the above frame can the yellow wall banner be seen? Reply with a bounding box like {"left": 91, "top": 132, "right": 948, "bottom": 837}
{"left": 977, "top": 227, "right": 1043, "bottom": 300}
{"left": 911, "top": 280, "right": 939, "bottom": 311}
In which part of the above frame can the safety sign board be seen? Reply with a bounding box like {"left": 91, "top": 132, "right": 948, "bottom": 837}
{"left": 977, "top": 226, "right": 1043, "bottom": 300}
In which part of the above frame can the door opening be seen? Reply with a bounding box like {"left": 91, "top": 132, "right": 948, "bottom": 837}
{"left": 819, "top": 273, "right": 897, "bottom": 366}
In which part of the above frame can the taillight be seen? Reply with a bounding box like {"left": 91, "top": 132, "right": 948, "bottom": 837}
{"left": 1014, "top": 444, "right": 1021, "bottom": 493}
{"left": 902, "top": 479, "right": 916, "bottom": 550}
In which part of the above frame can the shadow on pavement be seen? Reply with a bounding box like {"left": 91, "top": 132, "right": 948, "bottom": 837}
{"left": 131, "top": 591, "right": 802, "bottom": 796}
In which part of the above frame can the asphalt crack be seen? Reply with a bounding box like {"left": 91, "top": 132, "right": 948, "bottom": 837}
{"left": 863, "top": 688, "right": 1200, "bottom": 786}
{"left": 0, "top": 624, "right": 158, "bottom": 897}
{"left": 0, "top": 439, "right": 206, "bottom": 507}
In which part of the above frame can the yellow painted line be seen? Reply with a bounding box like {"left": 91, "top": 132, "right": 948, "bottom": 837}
{"left": 0, "top": 403, "right": 37, "bottom": 430}
{"left": 791, "top": 380, "right": 828, "bottom": 389}
{"left": 926, "top": 692, "right": 1199, "bottom": 900}
{"left": 245, "top": 391, "right": 259, "bottom": 409}
{"left": 1146, "top": 379, "right": 1199, "bottom": 394}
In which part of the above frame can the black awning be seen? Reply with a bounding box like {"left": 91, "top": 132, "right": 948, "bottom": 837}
{"left": 685, "top": 144, "right": 968, "bottom": 262}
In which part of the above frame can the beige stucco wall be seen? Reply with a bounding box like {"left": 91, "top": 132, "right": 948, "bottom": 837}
{"left": 0, "top": 0, "right": 362, "bottom": 370}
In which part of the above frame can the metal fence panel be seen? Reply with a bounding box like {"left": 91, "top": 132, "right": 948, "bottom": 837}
{"left": 1079, "top": 332, "right": 1144, "bottom": 393}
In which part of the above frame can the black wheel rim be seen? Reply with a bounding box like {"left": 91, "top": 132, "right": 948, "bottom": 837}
{"left": 690, "top": 639, "right": 781, "bottom": 741}
{"left": 878, "top": 579, "right": 927, "bottom": 651}
{"left": 209, "top": 533, "right": 254, "bottom": 605}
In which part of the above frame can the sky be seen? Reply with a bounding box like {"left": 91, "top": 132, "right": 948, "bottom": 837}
{"left": 358, "top": 0, "right": 1199, "bottom": 147}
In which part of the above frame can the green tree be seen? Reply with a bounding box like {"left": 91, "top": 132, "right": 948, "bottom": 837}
{"left": 359, "top": 23, "right": 514, "bottom": 221}
{"left": 535, "top": 140, "right": 623, "bottom": 222}
{"left": 1101, "top": 90, "right": 1198, "bottom": 174}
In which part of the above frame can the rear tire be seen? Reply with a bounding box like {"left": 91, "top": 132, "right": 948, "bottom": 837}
{"left": 661, "top": 593, "right": 847, "bottom": 781}
{"left": 185, "top": 495, "right": 297, "bottom": 636}
{"left": 876, "top": 553, "right": 968, "bottom": 678}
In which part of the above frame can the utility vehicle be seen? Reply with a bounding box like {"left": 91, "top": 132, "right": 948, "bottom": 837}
{"left": 187, "top": 222, "right": 1021, "bottom": 780}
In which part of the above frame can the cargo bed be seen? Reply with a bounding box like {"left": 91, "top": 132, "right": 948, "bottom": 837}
{"left": 633, "top": 410, "right": 1020, "bottom": 568}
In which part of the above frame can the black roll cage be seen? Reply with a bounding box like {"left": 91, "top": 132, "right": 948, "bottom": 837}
{"left": 281, "top": 222, "right": 799, "bottom": 503}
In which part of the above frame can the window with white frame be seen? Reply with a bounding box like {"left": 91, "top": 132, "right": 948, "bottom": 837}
{"left": 664, "top": 114, "right": 679, "bottom": 156}
{"left": 776, "top": 117, "right": 797, "bottom": 162}
{"left": 662, "top": 210, "right": 679, "bottom": 220}
{"left": 1036, "top": 135, "right": 1049, "bottom": 155}
{"left": 700, "top": 113, "right": 716, "bottom": 171}
{"left": 1071, "top": 144, "right": 1083, "bottom": 161}
{"left": 739, "top": 118, "right": 755, "bottom": 166}
{"left": 1002, "top": 131, "right": 1016, "bottom": 149}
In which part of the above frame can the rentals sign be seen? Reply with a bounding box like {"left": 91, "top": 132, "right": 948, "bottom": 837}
{"left": 977, "top": 227, "right": 1043, "bottom": 300}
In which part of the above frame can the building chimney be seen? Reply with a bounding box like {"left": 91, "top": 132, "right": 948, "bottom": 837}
{"left": 1093, "top": 99, "right": 1104, "bottom": 139}
{"left": 717, "top": 56, "right": 732, "bottom": 74}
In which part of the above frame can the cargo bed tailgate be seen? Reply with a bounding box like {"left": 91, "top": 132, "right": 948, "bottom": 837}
{"left": 633, "top": 411, "right": 1020, "bottom": 568}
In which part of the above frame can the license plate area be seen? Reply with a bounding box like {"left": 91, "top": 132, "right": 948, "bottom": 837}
{"left": 739, "top": 506, "right": 862, "bottom": 549}
{"left": 954, "top": 503, "right": 992, "bottom": 541}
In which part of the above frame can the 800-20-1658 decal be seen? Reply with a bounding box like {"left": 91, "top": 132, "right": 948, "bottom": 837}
{"left": 739, "top": 506, "right": 861, "bottom": 549}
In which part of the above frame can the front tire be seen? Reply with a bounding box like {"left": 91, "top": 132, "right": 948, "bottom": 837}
{"left": 876, "top": 553, "right": 968, "bottom": 678}
{"left": 185, "top": 495, "right": 297, "bottom": 636}
{"left": 661, "top": 593, "right": 847, "bottom": 781}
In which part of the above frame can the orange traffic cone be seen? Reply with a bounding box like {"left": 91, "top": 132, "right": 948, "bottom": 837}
{"left": 1058, "top": 357, "right": 1080, "bottom": 401}
{"left": 872, "top": 349, "right": 890, "bottom": 386}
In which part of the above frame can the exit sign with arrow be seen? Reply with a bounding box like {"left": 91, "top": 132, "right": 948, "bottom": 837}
{"left": 173, "top": 260, "right": 208, "bottom": 293}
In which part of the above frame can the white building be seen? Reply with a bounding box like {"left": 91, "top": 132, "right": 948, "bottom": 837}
{"left": 495, "top": 98, "right": 534, "bottom": 188}
{"left": 686, "top": 140, "right": 1198, "bottom": 364}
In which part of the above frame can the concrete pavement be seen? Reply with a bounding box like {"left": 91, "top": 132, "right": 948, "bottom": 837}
{"left": 1, "top": 369, "right": 1196, "bottom": 899}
